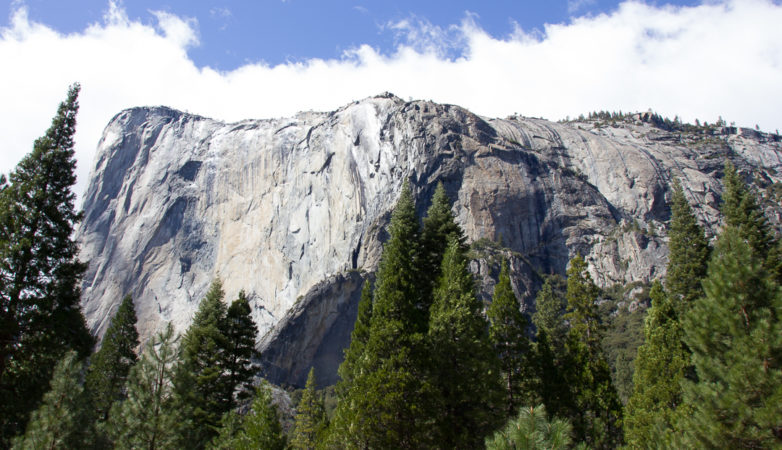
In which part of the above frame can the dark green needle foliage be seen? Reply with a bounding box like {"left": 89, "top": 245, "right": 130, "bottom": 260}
{"left": 623, "top": 282, "right": 690, "bottom": 448}
{"left": 531, "top": 275, "right": 571, "bottom": 420}
{"left": 428, "top": 237, "right": 503, "bottom": 448}
{"left": 86, "top": 295, "right": 140, "bottom": 422}
{"left": 722, "top": 162, "right": 774, "bottom": 259}
{"left": 678, "top": 227, "right": 782, "bottom": 447}
{"left": 421, "top": 181, "right": 466, "bottom": 299}
{"left": 177, "top": 279, "right": 230, "bottom": 447}
{"left": 666, "top": 180, "right": 710, "bottom": 311}
{"left": 485, "top": 404, "right": 575, "bottom": 450}
{"left": 722, "top": 161, "right": 780, "bottom": 283}
{"left": 336, "top": 279, "right": 373, "bottom": 388}
{"left": 221, "top": 290, "right": 259, "bottom": 406}
{"left": 12, "top": 351, "right": 92, "bottom": 450}
{"left": 328, "top": 280, "right": 373, "bottom": 447}
{"left": 211, "top": 382, "right": 287, "bottom": 450}
{"left": 107, "top": 323, "right": 182, "bottom": 450}
{"left": 329, "top": 181, "right": 433, "bottom": 448}
{"left": 291, "top": 368, "right": 328, "bottom": 449}
{"left": 487, "top": 259, "right": 533, "bottom": 416}
{"left": 0, "top": 84, "right": 93, "bottom": 445}
{"left": 563, "top": 255, "right": 623, "bottom": 449}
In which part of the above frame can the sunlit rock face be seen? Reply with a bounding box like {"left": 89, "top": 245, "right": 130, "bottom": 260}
{"left": 78, "top": 94, "right": 782, "bottom": 387}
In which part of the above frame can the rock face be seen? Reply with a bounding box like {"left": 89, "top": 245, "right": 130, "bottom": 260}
{"left": 78, "top": 94, "right": 782, "bottom": 387}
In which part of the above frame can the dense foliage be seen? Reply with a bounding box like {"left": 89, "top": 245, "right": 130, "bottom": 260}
{"left": 0, "top": 85, "right": 93, "bottom": 446}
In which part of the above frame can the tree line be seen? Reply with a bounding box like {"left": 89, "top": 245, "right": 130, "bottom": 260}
{"left": 2, "top": 85, "right": 781, "bottom": 448}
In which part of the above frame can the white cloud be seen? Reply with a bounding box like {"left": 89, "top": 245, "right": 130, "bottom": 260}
{"left": 2, "top": 0, "right": 782, "bottom": 205}
{"left": 568, "top": 0, "right": 597, "bottom": 14}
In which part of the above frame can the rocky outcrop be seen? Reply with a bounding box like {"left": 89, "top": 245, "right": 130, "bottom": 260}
{"left": 77, "top": 94, "right": 782, "bottom": 387}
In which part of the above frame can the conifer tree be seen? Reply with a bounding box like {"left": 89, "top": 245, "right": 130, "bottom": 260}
{"left": 487, "top": 259, "right": 533, "bottom": 416}
{"left": 211, "top": 383, "right": 286, "bottom": 450}
{"left": 722, "top": 162, "right": 774, "bottom": 258}
{"left": 336, "top": 279, "right": 373, "bottom": 388}
{"left": 328, "top": 280, "right": 372, "bottom": 448}
{"left": 678, "top": 227, "right": 782, "bottom": 447}
{"left": 107, "top": 323, "right": 182, "bottom": 450}
{"left": 329, "top": 181, "right": 432, "bottom": 448}
{"left": 485, "top": 404, "right": 574, "bottom": 450}
{"left": 177, "top": 279, "right": 230, "bottom": 447}
{"left": 291, "top": 368, "right": 328, "bottom": 450}
{"left": 623, "top": 282, "right": 689, "bottom": 447}
{"left": 0, "top": 84, "right": 93, "bottom": 445}
{"left": 86, "top": 295, "right": 140, "bottom": 422}
{"left": 420, "top": 182, "right": 465, "bottom": 297}
{"left": 563, "top": 255, "right": 622, "bottom": 448}
{"left": 220, "top": 290, "right": 259, "bottom": 407}
{"left": 531, "top": 275, "right": 571, "bottom": 419}
{"left": 12, "top": 351, "right": 92, "bottom": 450}
{"left": 428, "top": 238, "right": 503, "bottom": 448}
{"left": 666, "top": 180, "right": 710, "bottom": 310}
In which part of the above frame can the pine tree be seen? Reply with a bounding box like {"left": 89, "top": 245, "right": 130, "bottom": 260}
{"left": 678, "top": 227, "right": 782, "bottom": 447}
{"left": 623, "top": 281, "right": 690, "bottom": 447}
{"left": 107, "top": 323, "right": 182, "bottom": 450}
{"left": 666, "top": 180, "right": 710, "bottom": 310}
{"left": 531, "top": 275, "right": 568, "bottom": 347}
{"left": 11, "top": 351, "right": 92, "bottom": 450}
{"left": 485, "top": 404, "right": 574, "bottom": 450}
{"left": 86, "top": 295, "right": 140, "bottom": 422}
{"left": 531, "top": 275, "right": 571, "bottom": 420}
{"left": 220, "top": 290, "right": 259, "bottom": 407}
{"left": 211, "top": 383, "right": 286, "bottom": 450}
{"left": 177, "top": 279, "right": 230, "bottom": 447}
{"left": 328, "top": 280, "right": 372, "bottom": 448}
{"left": 563, "top": 255, "right": 623, "bottom": 448}
{"left": 722, "top": 162, "right": 774, "bottom": 259}
{"left": 420, "top": 182, "right": 466, "bottom": 298}
{"left": 291, "top": 368, "right": 328, "bottom": 449}
{"left": 329, "top": 181, "right": 432, "bottom": 448}
{"left": 336, "top": 279, "right": 373, "bottom": 388}
{"left": 487, "top": 259, "right": 533, "bottom": 416}
{"left": 428, "top": 237, "right": 503, "bottom": 448}
{"left": 0, "top": 84, "right": 93, "bottom": 445}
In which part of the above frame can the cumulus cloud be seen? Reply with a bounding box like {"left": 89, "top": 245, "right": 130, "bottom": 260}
{"left": 1, "top": 0, "right": 782, "bottom": 204}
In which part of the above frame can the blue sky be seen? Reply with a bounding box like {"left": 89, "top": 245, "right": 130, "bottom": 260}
{"left": 4, "top": 1, "right": 702, "bottom": 69}
{"left": 1, "top": 1, "right": 781, "bottom": 200}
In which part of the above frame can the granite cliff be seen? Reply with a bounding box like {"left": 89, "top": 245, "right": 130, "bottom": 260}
{"left": 77, "top": 93, "right": 782, "bottom": 387}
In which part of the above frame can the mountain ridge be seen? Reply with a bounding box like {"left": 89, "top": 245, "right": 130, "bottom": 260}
{"left": 77, "top": 93, "right": 782, "bottom": 387}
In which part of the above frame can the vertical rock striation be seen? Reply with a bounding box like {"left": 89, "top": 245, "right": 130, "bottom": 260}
{"left": 77, "top": 94, "right": 782, "bottom": 386}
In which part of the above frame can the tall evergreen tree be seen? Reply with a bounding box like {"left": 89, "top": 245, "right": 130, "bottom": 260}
{"left": 428, "top": 238, "right": 503, "bottom": 448}
{"left": 210, "top": 383, "right": 286, "bottom": 450}
{"left": 86, "top": 295, "right": 140, "bottom": 422}
{"left": 623, "top": 282, "right": 690, "bottom": 448}
{"left": 563, "top": 255, "right": 623, "bottom": 448}
{"left": 678, "top": 227, "right": 782, "bottom": 447}
{"left": 291, "top": 368, "right": 328, "bottom": 450}
{"left": 487, "top": 259, "right": 533, "bottom": 416}
{"left": 12, "top": 351, "right": 92, "bottom": 450}
{"left": 329, "top": 181, "right": 432, "bottom": 448}
{"left": 0, "top": 84, "right": 93, "bottom": 445}
{"left": 328, "top": 280, "right": 373, "bottom": 448}
{"left": 485, "top": 404, "right": 575, "bottom": 450}
{"left": 420, "top": 182, "right": 466, "bottom": 298}
{"left": 666, "top": 180, "right": 710, "bottom": 311}
{"left": 220, "top": 290, "right": 259, "bottom": 407}
{"left": 531, "top": 275, "right": 571, "bottom": 419}
{"left": 107, "top": 323, "right": 182, "bottom": 450}
{"left": 177, "top": 279, "right": 230, "bottom": 448}
{"left": 722, "top": 162, "right": 774, "bottom": 258}
{"left": 336, "top": 279, "right": 373, "bottom": 388}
